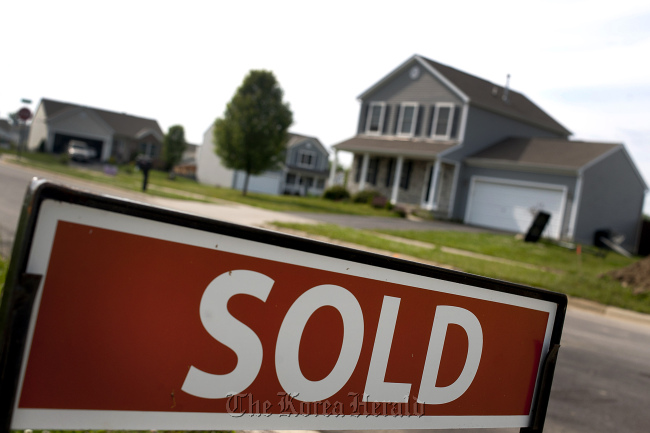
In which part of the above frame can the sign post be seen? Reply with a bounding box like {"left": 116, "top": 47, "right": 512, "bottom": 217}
{"left": 0, "top": 180, "right": 566, "bottom": 432}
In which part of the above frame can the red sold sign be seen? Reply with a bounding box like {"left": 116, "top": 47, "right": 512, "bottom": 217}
{"left": 0, "top": 182, "right": 566, "bottom": 431}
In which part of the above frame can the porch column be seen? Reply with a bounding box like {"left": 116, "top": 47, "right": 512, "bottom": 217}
{"left": 426, "top": 159, "right": 441, "bottom": 210}
{"left": 390, "top": 156, "right": 404, "bottom": 204}
{"left": 359, "top": 153, "right": 370, "bottom": 191}
{"left": 328, "top": 150, "right": 338, "bottom": 186}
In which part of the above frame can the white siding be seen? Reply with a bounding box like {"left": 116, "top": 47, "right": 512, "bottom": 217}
{"left": 196, "top": 125, "right": 234, "bottom": 187}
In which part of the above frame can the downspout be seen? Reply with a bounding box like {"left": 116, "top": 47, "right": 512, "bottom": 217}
{"left": 567, "top": 172, "right": 583, "bottom": 240}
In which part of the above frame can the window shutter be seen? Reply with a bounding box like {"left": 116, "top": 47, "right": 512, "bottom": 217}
{"left": 385, "top": 158, "right": 394, "bottom": 187}
{"left": 400, "top": 160, "right": 413, "bottom": 189}
{"left": 359, "top": 103, "right": 369, "bottom": 133}
{"left": 382, "top": 106, "right": 391, "bottom": 134}
{"left": 415, "top": 106, "right": 424, "bottom": 136}
{"left": 367, "top": 157, "right": 379, "bottom": 185}
{"left": 427, "top": 105, "right": 436, "bottom": 136}
{"left": 450, "top": 106, "right": 461, "bottom": 139}
{"left": 393, "top": 105, "right": 401, "bottom": 135}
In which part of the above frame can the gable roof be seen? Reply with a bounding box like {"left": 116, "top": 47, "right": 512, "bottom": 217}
{"left": 286, "top": 132, "right": 329, "bottom": 155}
{"left": 40, "top": 98, "right": 164, "bottom": 141}
{"left": 359, "top": 55, "right": 571, "bottom": 137}
{"left": 466, "top": 137, "right": 620, "bottom": 171}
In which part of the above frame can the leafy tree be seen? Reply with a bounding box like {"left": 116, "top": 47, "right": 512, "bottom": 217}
{"left": 163, "top": 124, "right": 187, "bottom": 171}
{"left": 213, "top": 70, "right": 293, "bottom": 195}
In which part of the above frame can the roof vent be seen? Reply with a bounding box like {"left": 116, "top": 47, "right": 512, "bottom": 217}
{"left": 502, "top": 74, "right": 511, "bottom": 102}
{"left": 492, "top": 86, "right": 498, "bottom": 96}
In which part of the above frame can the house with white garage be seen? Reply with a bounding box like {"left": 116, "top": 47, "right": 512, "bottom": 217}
{"left": 331, "top": 54, "right": 646, "bottom": 252}
{"left": 197, "top": 124, "right": 330, "bottom": 196}
{"left": 27, "top": 98, "right": 165, "bottom": 166}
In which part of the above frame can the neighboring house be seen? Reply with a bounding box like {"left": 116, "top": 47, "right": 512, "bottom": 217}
{"left": 0, "top": 118, "right": 22, "bottom": 145}
{"left": 172, "top": 142, "right": 199, "bottom": 179}
{"left": 197, "top": 125, "right": 330, "bottom": 196}
{"left": 27, "top": 98, "right": 164, "bottom": 166}
{"left": 331, "top": 54, "right": 646, "bottom": 252}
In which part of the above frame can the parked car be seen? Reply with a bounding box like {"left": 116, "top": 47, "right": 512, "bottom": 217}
{"left": 67, "top": 140, "right": 97, "bottom": 162}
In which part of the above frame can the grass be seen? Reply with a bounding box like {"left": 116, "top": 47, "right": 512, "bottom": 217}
{"left": 272, "top": 223, "right": 650, "bottom": 314}
{"left": 2, "top": 150, "right": 399, "bottom": 217}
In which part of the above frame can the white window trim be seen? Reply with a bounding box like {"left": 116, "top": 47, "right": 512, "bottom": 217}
{"left": 431, "top": 102, "right": 455, "bottom": 140}
{"left": 297, "top": 149, "right": 316, "bottom": 168}
{"left": 397, "top": 102, "right": 419, "bottom": 137}
{"left": 365, "top": 102, "right": 386, "bottom": 135}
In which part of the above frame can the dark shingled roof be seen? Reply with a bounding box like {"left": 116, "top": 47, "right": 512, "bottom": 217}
{"left": 419, "top": 57, "right": 571, "bottom": 136}
{"left": 41, "top": 98, "right": 163, "bottom": 139}
{"left": 466, "top": 137, "right": 620, "bottom": 170}
{"left": 333, "top": 135, "right": 454, "bottom": 158}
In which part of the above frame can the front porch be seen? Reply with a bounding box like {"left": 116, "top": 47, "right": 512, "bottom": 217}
{"left": 330, "top": 151, "right": 457, "bottom": 217}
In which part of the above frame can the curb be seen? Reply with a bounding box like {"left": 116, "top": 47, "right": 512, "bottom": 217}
{"left": 566, "top": 297, "right": 650, "bottom": 326}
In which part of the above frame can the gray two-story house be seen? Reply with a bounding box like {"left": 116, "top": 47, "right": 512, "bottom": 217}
{"left": 198, "top": 128, "right": 330, "bottom": 197}
{"left": 331, "top": 54, "right": 646, "bottom": 252}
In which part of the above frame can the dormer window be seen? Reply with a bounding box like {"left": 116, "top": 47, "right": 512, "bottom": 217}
{"left": 365, "top": 102, "right": 386, "bottom": 135}
{"left": 431, "top": 103, "right": 457, "bottom": 140}
{"left": 397, "top": 103, "right": 419, "bottom": 137}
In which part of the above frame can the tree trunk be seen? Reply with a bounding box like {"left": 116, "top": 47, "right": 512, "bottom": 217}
{"left": 242, "top": 171, "right": 250, "bottom": 196}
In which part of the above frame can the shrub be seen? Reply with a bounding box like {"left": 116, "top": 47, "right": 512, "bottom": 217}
{"left": 352, "top": 189, "right": 378, "bottom": 204}
{"left": 371, "top": 195, "right": 388, "bottom": 208}
{"left": 323, "top": 185, "right": 350, "bottom": 201}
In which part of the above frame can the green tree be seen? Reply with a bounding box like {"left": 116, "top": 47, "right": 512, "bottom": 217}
{"left": 163, "top": 124, "right": 187, "bottom": 172}
{"left": 213, "top": 70, "right": 293, "bottom": 195}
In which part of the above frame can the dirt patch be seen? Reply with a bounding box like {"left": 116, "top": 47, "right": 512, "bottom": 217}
{"left": 607, "top": 256, "right": 650, "bottom": 294}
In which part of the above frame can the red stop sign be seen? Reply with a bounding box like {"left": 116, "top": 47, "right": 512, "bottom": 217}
{"left": 18, "top": 107, "right": 32, "bottom": 121}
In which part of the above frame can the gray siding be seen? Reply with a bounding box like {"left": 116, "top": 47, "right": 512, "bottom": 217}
{"left": 454, "top": 165, "right": 579, "bottom": 238}
{"left": 574, "top": 149, "right": 645, "bottom": 252}
{"left": 358, "top": 60, "right": 463, "bottom": 136}
{"left": 446, "top": 106, "right": 565, "bottom": 161}
{"left": 287, "top": 140, "right": 329, "bottom": 171}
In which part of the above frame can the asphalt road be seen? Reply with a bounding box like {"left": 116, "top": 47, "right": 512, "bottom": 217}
{"left": 1, "top": 159, "right": 650, "bottom": 432}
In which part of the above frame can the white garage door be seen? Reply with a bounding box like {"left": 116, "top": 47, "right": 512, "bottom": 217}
{"left": 465, "top": 178, "right": 566, "bottom": 239}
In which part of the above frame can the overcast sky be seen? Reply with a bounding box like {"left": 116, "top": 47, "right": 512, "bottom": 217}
{"left": 3, "top": 0, "right": 650, "bottom": 208}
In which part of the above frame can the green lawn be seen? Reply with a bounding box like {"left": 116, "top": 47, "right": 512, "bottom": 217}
{"left": 2, "top": 150, "right": 399, "bottom": 217}
{"left": 272, "top": 223, "right": 650, "bottom": 314}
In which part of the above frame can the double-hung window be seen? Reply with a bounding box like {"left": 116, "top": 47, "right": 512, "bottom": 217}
{"left": 365, "top": 102, "right": 386, "bottom": 135}
{"left": 431, "top": 103, "right": 456, "bottom": 140}
{"left": 397, "top": 102, "right": 419, "bottom": 137}
{"left": 297, "top": 150, "right": 316, "bottom": 168}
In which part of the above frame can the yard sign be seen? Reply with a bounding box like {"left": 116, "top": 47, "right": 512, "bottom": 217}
{"left": 0, "top": 180, "right": 566, "bottom": 432}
